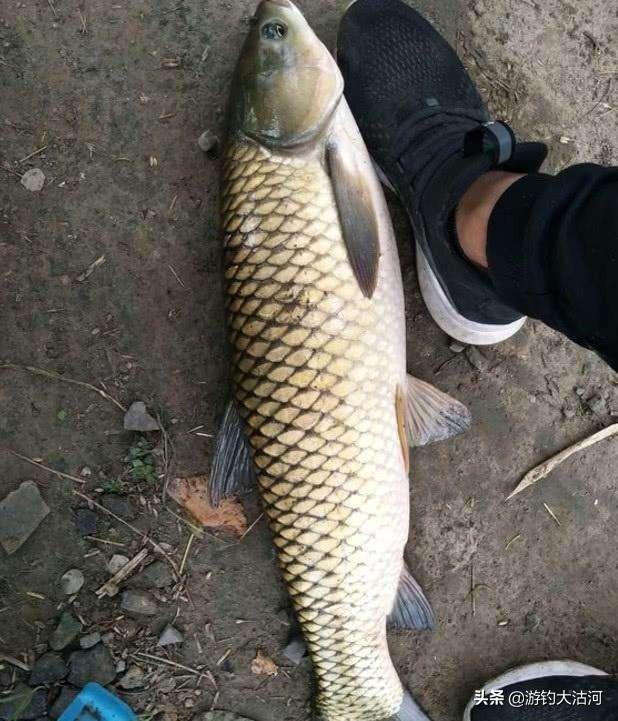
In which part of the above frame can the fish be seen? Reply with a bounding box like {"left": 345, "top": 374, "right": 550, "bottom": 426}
{"left": 212, "top": 2, "right": 471, "bottom": 719}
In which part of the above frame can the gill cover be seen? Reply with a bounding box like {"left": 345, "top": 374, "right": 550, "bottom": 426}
{"left": 228, "top": 0, "right": 343, "bottom": 147}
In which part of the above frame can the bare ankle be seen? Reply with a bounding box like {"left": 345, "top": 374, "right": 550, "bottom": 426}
{"left": 455, "top": 170, "right": 525, "bottom": 268}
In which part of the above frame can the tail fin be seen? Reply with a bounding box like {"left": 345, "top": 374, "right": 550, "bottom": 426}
{"left": 391, "top": 690, "right": 432, "bottom": 721}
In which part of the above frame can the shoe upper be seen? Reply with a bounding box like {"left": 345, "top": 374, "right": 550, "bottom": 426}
{"left": 338, "top": 0, "right": 487, "bottom": 175}
{"left": 338, "top": 0, "right": 547, "bottom": 328}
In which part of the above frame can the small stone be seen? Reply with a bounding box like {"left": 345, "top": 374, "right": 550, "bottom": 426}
{"left": 116, "top": 660, "right": 126, "bottom": 674}
{"left": 49, "top": 611, "right": 82, "bottom": 651}
{"left": 197, "top": 130, "right": 219, "bottom": 158}
{"left": 79, "top": 632, "right": 101, "bottom": 649}
{"left": 0, "top": 481, "right": 50, "bottom": 555}
{"left": 49, "top": 687, "right": 80, "bottom": 720}
{"left": 283, "top": 637, "right": 307, "bottom": 666}
{"left": 124, "top": 401, "right": 159, "bottom": 432}
{"left": 118, "top": 665, "right": 145, "bottom": 690}
{"left": 60, "top": 569, "right": 85, "bottom": 595}
{"left": 158, "top": 678, "right": 176, "bottom": 693}
{"left": 0, "top": 685, "right": 47, "bottom": 721}
{"left": 74, "top": 507, "right": 97, "bottom": 536}
{"left": 120, "top": 589, "right": 158, "bottom": 616}
{"left": 587, "top": 395, "right": 607, "bottom": 415}
{"left": 524, "top": 611, "right": 542, "bottom": 633}
{"left": 29, "top": 652, "right": 68, "bottom": 685}
{"left": 80, "top": 466, "right": 92, "bottom": 476}
{"left": 157, "top": 624, "right": 183, "bottom": 646}
{"left": 101, "top": 494, "right": 135, "bottom": 520}
{"left": 128, "top": 560, "right": 174, "bottom": 589}
{"left": 449, "top": 341, "right": 466, "bottom": 353}
{"left": 68, "top": 644, "right": 116, "bottom": 686}
{"left": 575, "top": 386, "right": 586, "bottom": 396}
{"left": 20, "top": 168, "right": 46, "bottom": 192}
{"left": 107, "top": 554, "right": 130, "bottom": 574}
{"left": 184, "top": 700, "right": 195, "bottom": 709}
{"left": 465, "top": 346, "right": 490, "bottom": 371}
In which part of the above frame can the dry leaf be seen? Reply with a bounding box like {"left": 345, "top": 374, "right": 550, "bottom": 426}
{"left": 168, "top": 475, "right": 247, "bottom": 536}
{"left": 251, "top": 650, "right": 278, "bottom": 677}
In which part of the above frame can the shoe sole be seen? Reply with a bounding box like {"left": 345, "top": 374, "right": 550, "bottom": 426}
{"left": 461, "top": 660, "right": 608, "bottom": 721}
{"left": 372, "top": 159, "right": 526, "bottom": 346}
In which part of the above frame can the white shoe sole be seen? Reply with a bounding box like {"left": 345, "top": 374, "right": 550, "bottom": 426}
{"left": 462, "top": 660, "right": 608, "bottom": 721}
{"left": 416, "top": 243, "right": 526, "bottom": 346}
{"left": 371, "top": 158, "right": 527, "bottom": 346}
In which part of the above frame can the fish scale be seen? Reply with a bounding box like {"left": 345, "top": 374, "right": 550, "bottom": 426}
{"left": 221, "top": 138, "right": 411, "bottom": 721}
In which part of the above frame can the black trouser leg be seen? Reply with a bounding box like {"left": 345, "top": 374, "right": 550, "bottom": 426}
{"left": 486, "top": 164, "right": 618, "bottom": 370}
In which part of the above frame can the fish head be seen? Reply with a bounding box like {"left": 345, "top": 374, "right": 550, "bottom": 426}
{"left": 229, "top": 0, "right": 343, "bottom": 148}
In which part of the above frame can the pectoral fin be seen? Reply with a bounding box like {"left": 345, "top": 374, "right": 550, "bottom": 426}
{"left": 388, "top": 563, "right": 435, "bottom": 630}
{"left": 405, "top": 374, "right": 471, "bottom": 447}
{"left": 327, "top": 128, "right": 380, "bottom": 298}
{"left": 209, "top": 399, "right": 256, "bottom": 505}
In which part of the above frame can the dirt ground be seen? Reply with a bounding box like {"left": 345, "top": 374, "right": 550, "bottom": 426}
{"left": 0, "top": 1, "right": 616, "bottom": 720}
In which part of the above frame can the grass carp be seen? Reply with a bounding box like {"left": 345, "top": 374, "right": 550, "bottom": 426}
{"left": 212, "top": 2, "right": 470, "bottom": 719}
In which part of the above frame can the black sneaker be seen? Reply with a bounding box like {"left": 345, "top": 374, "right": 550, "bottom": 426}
{"left": 463, "top": 660, "right": 618, "bottom": 720}
{"left": 337, "top": 0, "right": 548, "bottom": 345}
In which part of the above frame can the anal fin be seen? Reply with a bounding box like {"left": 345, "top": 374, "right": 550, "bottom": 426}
{"left": 209, "top": 400, "right": 256, "bottom": 505}
{"left": 405, "top": 374, "right": 471, "bottom": 447}
{"left": 388, "top": 564, "right": 435, "bottom": 630}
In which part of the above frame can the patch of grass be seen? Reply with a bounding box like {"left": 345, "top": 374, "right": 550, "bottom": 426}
{"left": 125, "top": 437, "right": 157, "bottom": 485}
{"left": 102, "top": 478, "right": 124, "bottom": 494}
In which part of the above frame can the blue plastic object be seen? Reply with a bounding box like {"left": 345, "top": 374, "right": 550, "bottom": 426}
{"left": 58, "top": 683, "right": 137, "bottom": 721}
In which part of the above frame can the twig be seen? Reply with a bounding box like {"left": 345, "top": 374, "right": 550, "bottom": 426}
{"left": 133, "top": 652, "right": 216, "bottom": 688}
{"left": 86, "top": 536, "right": 126, "bottom": 547}
{"left": 433, "top": 355, "right": 462, "bottom": 375}
{"left": 96, "top": 548, "right": 149, "bottom": 598}
{"left": 504, "top": 533, "right": 522, "bottom": 551}
{"left": 179, "top": 533, "right": 195, "bottom": 576}
{"left": 0, "top": 362, "right": 125, "bottom": 411}
{"left": 77, "top": 254, "right": 106, "bottom": 282}
{"left": 168, "top": 264, "right": 186, "bottom": 288}
{"left": 159, "top": 415, "right": 174, "bottom": 503}
{"left": 1, "top": 162, "right": 22, "bottom": 178}
{"left": 470, "top": 563, "right": 475, "bottom": 617}
{"left": 0, "top": 654, "right": 30, "bottom": 672}
{"left": 216, "top": 649, "right": 231, "bottom": 666}
{"left": 238, "top": 513, "right": 264, "bottom": 542}
{"left": 9, "top": 451, "right": 85, "bottom": 484}
{"left": 167, "top": 193, "right": 178, "bottom": 218}
{"left": 73, "top": 490, "right": 181, "bottom": 579}
{"left": 19, "top": 145, "right": 49, "bottom": 163}
{"left": 507, "top": 423, "right": 618, "bottom": 499}
{"left": 47, "top": 0, "right": 57, "bottom": 17}
{"left": 77, "top": 9, "right": 87, "bottom": 33}
{"left": 543, "top": 502, "right": 561, "bottom": 527}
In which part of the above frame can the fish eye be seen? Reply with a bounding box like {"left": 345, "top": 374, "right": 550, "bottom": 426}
{"left": 261, "top": 21, "right": 287, "bottom": 40}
